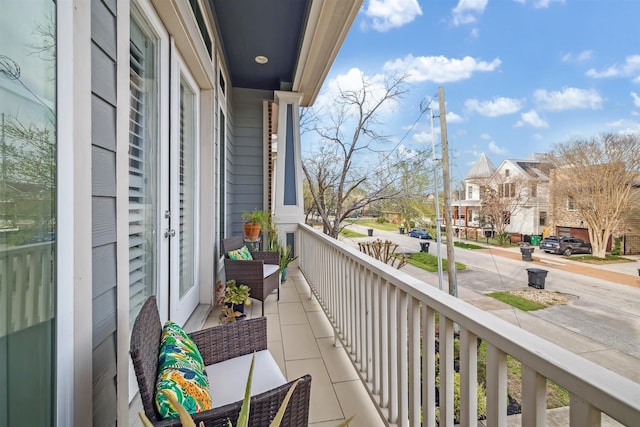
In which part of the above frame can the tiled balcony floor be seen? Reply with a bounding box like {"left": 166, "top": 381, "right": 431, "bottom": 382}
{"left": 204, "top": 267, "right": 385, "bottom": 427}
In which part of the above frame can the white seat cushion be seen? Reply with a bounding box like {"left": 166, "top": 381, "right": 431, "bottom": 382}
{"left": 263, "top": 264, "right": 279, "bottom": 279}
{"left": 206, "top": 349, "right": 287, "bottom": 408}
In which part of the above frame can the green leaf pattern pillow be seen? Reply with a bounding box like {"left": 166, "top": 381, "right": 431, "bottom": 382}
{"left": 227, "top": 245, "right": 253, "bottom": 260}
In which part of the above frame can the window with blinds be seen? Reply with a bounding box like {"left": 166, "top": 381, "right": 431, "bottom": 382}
{"left": 179, "top": 79, "right": 196, "bottom": 298}
{"left": 129, "top": 20, "right": 158, "bottom": 327}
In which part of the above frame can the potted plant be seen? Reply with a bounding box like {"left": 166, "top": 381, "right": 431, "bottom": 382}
{"left": 223, "top": 280, "right": 250, "bottom": 318}
{"left": 278, "top": 245, "right": 298, "bottom": 282}
{"left": 241, "top": 209, "right": 270, "bottom": 241}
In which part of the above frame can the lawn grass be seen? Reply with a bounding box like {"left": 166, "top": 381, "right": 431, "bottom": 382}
{"left": 453, "top": 241, "right": 484, "bottom": 250}
{"left": 486, "top": 291, "right": 548, "bottom": 311}
{"left": 569, "top": 254, "right": 636, "bottom": 264}
{"left": 347, "top": 218, "right": 402, "bottom": 232}
{"left": 406, "top": 252, "right": 466, "bottom": 272}
{"left": 339, "top": 228, "right": 367, "bottom": 238}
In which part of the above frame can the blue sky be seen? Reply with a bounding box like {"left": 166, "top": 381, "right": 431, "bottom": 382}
{"left": 310, "top": 0, "right": 640, "bottom": 182}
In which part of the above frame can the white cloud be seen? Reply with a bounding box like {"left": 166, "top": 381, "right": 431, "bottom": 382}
{"left": 631, "top": 92, "right": 640, "bottom": 107}
{"left": 314, "top": 68, "right": 400, "bottom": 116}
{"left": 514, "top": 109, "right": 549, "bottom": 128}
{"left": 586, "top": 55, "right": 640, "bottom": 78}
{"left": 534, "top": 87, "right": 603, "bottom": 111}
{"left": 447, "top": 111, "right": 464, "bottom": 123}
{"left": 480, "top": 133, "right": 491, "bottom": 140}
{"left": 383, "top": 55, "right": 501, "bottom": 83}
{"left": 363, "top": 0, "right": 422, "bottom": 32}
{"left": 452, "top": 0, "right": 488, "bottom": 26}
{"left": 514, "top": 0, "right": 565, "bottom": 9}
{"left": 465, "top": 97, "right": 524, "bottom": 117}
{"left": 562, "top": 50, "right": 593, "bottom": 63}
{"left": 606, "top": 119, "right": 640, "bottom": 133}
{"left": 488, "top": 141, "right": 508, "bottom": 155}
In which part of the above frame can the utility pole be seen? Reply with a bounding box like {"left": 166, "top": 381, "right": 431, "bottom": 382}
{"left": 429, "top": 106, "right": 444, "bottom": 291}
{"left": 439, "top": 87, "right": 458, "bottom": 297}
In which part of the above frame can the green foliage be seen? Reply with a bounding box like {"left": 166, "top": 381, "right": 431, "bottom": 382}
{"left": 435, "top": 370, "right": 487, "bottom": 423}
{"left": 486, "top": 291, "right": 547, "bottom": 311}
{"left": 496, "top": 232, "right": 510, "bottom": 246}
{"left": 241, "top": 209, "right": 269, "bottom": 226}
{"left": 406, "top": 252, "right": 467, "bottom": 272}
{"left": 278, "top": 244, "right": 298, "bottom": 271}
{"left": 340, "top": 228, "right": 367, "bottom": 238}
{"left": 375, "top": 216, "right": 386, "bottom": 224}
{"left": 224, "top": 280, "right": 250, "bottom": 305}
{"left": 611, "top": 237, "right": 622, "bottom": 255}
{"left": 453, "top": 241, "right": 484, "bottom": 250}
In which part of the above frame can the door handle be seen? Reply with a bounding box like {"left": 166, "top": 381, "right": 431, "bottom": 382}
{"left": 164, "top": 228, "right": 176, "bottom": 238}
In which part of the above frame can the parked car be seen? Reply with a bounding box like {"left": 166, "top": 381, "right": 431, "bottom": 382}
{"left": 539, "top": 236, "right": 592, "bottom": 255}
{"left": 408, "top": 228, "right": 432, "bottom": 239}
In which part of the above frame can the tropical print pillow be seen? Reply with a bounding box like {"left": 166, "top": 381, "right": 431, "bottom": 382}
{"left": 155, "top": 366, "right": 212, "bottom": 418}
{"left": 158, "top": 321, "right": 205, "bottom": 373}
{"left": 227, "top": 245, "right": 253, "bottom": 260}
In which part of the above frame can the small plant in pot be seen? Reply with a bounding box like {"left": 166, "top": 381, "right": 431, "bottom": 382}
{"left": 223, "top": 280, "right": 250, "bottom": 321}
{"left": 241, "top": 209, "right": 269, "bottom": 241}
{"left": 279, "top": 245, "right": 298, "bottom": 282}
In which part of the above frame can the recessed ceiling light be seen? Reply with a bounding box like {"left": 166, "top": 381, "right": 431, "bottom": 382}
{"left": 255, "top": 55, "right": 269, "bottom": 64}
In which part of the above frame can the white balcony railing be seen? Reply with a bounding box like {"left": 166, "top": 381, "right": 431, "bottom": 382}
{"left": 298, "top": 224, "right": 640, "bottom": 427}
{"left": 0, "top": 241, "right": 55, "bottom": 337}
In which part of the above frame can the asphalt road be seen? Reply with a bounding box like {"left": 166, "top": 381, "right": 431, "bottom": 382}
{"left": 343, "top": 224, "right": 640, "bottom": 365}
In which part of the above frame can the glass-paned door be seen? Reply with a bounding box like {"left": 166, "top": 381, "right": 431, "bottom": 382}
{"left": 0, "top": 0, "right": 57, "bottom": 424}
{"left": 169, "top": 47, "right": 199, "bottom": 325}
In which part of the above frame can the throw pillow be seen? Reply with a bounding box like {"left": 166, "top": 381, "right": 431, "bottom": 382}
{"left": 158, "top": 321, "right": 205, "bottom": 373}
{"left": 227, "top": 245, "right": 253, "bottom": 260}
{"left": 156, "top": 366, "right": 212, "bottom": 418}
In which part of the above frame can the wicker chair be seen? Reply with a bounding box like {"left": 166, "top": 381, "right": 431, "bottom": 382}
{"left": 222, "top": 236, "right": 280, "bottom": 316}
{"left": 130, "top": 297, "right": 311, "bottom": 427}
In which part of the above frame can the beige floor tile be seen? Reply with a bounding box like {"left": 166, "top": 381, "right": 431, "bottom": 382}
{"left": 278, "top": 302, "right": 309, "bottom": 325}
{"left": 316, "top": 337, "right": 360, "bottom": 383}
{"left": 308, "top": 421, "right": 349, "bottom": 427}
{"left": 307, "top": 311, "right": 335, "bottom": 339}
{"left": 287, "top": 358, "right": 344, "bottom": 424}
{"left": 333, "top": 380, "right": 386, "bottom": 427}
{"left": 281, "top": 323, "right": 321, "bottom": 360}
{"left": 264, "top": 313, "right": 282, "bottom": 341}
{"left": 301, "top": 294, "right": 323, "bottom": 312}
{"left": 278, "top": 283, "right": 302, "bottom": 303}
{"left": 261, "top": 293, "right": 280, "bottom": 315}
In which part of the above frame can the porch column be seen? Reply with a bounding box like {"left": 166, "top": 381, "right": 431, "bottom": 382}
{"left": 273, "top": 91, "right": 304, "bottom": 257}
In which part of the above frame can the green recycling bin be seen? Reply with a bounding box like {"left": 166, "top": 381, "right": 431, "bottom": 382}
{"left": 530, "top": 235, "right": 541, "bottom": 246}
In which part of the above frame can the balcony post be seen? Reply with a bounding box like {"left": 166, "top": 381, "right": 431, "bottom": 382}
{"left": 273, "top": 91, "right": 304, "bottom": 257}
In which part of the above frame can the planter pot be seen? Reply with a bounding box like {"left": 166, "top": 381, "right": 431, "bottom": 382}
{"left": 224, "top": 302, "right": 246, "bottom": 319}
{"left": 243, "top": 223, "right": 261, "bottom": 240}
{"left": 280, "top": 267, "right": 288, "bottom": 282}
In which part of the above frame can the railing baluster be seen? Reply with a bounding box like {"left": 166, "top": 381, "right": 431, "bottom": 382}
{"left": 486, "top": 343, "right": 508, "bottom": 427}
{"left": 422, "top": 305, "right": 436, "bottom": 427}
{"left": 439, "top": 315, "right": 455, "bottom": 427}
{"left": 366, "top": 270, "right": 374, "bottom": 381}
{"left": 521, "top": 365, "right": 546, "bottom": 427}
{"left": 388, "top": 285, "right": 398, "bottom": 423}
{"left": 460, "top": 328, "right": 478, "bottom": 427}
{"left": 380, "top": 278, "right": 389, "bottom": 408}
{"left": 408, "top": 297, "right": 420, "bottom": 427}
{"left": 398, "top": 290, "right": 408, "bottom": 426}
{"left": 372, "top": 273, "right": 381, "bottom": 394}
{"left": 570, "top": 394, "right": 600, "bottom": 427}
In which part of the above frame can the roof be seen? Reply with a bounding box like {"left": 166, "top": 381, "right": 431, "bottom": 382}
{"left": 466, "top": 153, "right": 496, "bottom": 179}
{"left": 208, "top": 0, "right": 362, "bottom": 106}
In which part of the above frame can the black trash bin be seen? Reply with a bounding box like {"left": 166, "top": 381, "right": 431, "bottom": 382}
{"left": 399, "top": 227, "right": 405, "bottom": 234}
{"left": 367, "top": 228, "right": 373, "bottom": 236}
{"left": 520, "top": 246, "right": 534, "bottom": 261}
{"left": 420, "top": 241, "right": 430, "bottom": 252}
{"left": 526, "top": 268, "right": 548, "bottom": 289}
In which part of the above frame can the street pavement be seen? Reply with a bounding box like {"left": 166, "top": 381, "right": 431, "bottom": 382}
{"left": 341, "top": 223, "right": 640, "bottom": 384}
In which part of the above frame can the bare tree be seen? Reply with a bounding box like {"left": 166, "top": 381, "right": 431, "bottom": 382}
{"left": 479, "top": 174, "right": 532, "bottom": 245}
{"left": 302, "top": 72, "right": 409, "bottom": 238}
{"left": 546, "top": 133, "right": 640, "bottom": 258}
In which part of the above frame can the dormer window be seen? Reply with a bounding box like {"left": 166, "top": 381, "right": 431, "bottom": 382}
{"left": 505, "top": 169, "right": 510, "bottom": 177}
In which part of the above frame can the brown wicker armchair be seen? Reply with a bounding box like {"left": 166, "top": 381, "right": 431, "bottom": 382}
{"left": 222, "top": 236, "right": 280, "bottom": 316}
{"left": 130, "top": 297, "right": 311, "bottom": 427}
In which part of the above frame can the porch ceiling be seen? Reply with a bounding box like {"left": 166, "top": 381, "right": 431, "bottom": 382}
{"left": 207, "top": 0, "right": 362, "bottom": 106}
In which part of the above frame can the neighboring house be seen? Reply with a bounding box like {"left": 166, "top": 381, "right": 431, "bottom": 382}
{"left": 0, "top": 1, "right": 361, "bottom": 425}
{"left": 548, "top": 168, "right": 640, "bottom": 253}
{"left": 452, "top": 153, "right": 550, "bottom": 239}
